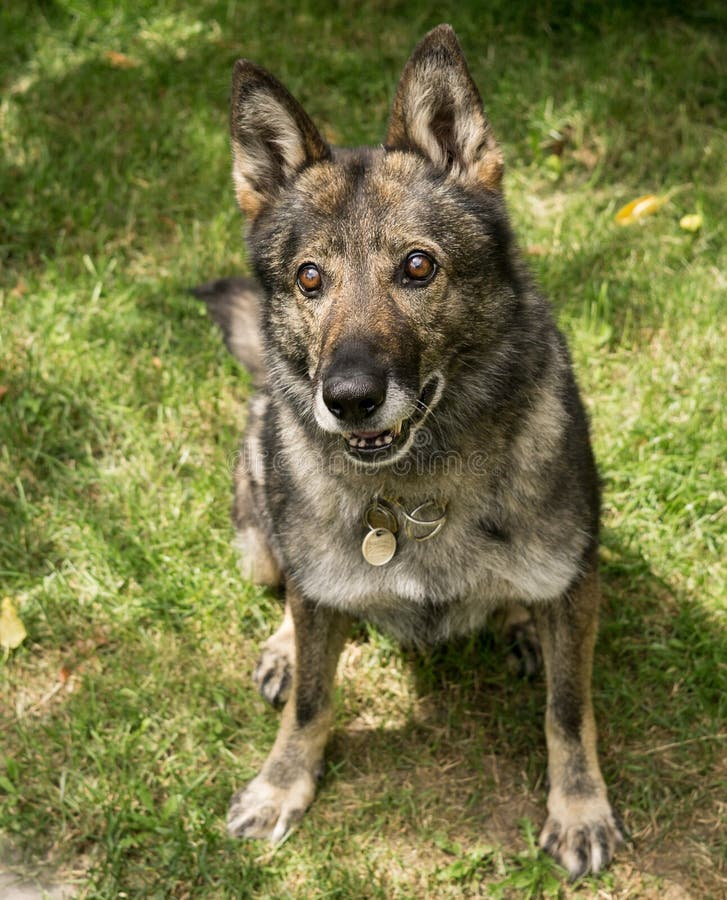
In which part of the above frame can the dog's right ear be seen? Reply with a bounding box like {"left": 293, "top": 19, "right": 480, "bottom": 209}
{"left": 230, "top": 61, "right": 331, "bottom": 219}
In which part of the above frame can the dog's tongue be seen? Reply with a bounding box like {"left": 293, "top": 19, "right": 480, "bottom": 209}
{"left": 351, "top": 430, "right": 387, "bottom": 439}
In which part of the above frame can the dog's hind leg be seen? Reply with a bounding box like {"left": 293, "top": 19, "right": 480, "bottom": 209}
{"left": 534, "top": 566, "right": 624, "bottom": 879}
{"left": 235, "top": 522, "right": 282, "bottom": 589}
{"left": 228, "top": 583, "right": 350, "bottom": 843}
{"left": 253, "top": 601, "right": 294, "bottom": 708}
{"left": 493, "top": 602, "right": 542, "bottom": 679}
{"left": 233, "top": 436, "right": 293, "bottom": 707}
{"left": 232, "top": 398, "right": 283, "bottom": 590}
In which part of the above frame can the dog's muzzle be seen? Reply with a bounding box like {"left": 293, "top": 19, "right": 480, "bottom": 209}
{"left": 316, "top": 341, "right": 442, "bottom": 463}
{"left": 327, "top": 375, "right": 442, "bottom": 462}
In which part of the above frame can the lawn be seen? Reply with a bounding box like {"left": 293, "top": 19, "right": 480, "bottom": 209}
{"left": 1, "top": 1, "right": 725, "bottom": 897}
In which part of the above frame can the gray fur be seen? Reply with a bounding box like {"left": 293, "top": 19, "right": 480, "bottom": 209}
{"left": 198, "top": 23, "right": 623, "bottom": 879}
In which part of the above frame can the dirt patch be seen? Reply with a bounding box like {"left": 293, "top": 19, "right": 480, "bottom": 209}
{"left": 0, "top": 841, "right": 81, "bottom": 900}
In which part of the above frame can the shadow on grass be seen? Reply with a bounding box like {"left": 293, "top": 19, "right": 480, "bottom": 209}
{"left": 2, "top": 534, "right": 723, "bottom": 893}
{"left": 322, "top": 537, "right": 725, "bottom": 891}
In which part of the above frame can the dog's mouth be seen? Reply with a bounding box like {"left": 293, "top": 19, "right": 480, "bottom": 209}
{"left": 343, "top": 419, "right": 408, "bottom": 453}
{"left": 341, "top": 376, "right": 441, "bottom": 462}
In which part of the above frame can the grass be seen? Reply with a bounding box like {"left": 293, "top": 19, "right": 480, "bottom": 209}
{"left": 1, "top": 0, "right": 725, "bottom": 896}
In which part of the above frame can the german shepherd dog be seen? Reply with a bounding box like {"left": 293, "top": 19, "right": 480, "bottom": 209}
{"left": 196, "top": 24, "right": 624, "bottom": 879}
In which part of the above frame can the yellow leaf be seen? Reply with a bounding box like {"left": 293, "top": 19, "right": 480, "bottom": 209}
{"left": 679, "top": 213, "right": 703, "bottom": 233}
{"left": 105, "top": 50, "right": 139, "bottom": 69}
{"left": 1, "top": 597, "right": 27, "bottom": 650}
{"left": 614, "top": 194, "right": 668, "bottom": 225}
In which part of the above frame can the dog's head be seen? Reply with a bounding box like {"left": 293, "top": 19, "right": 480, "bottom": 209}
{"left": 230, "top": 25, "right": 519, "bottom": 467}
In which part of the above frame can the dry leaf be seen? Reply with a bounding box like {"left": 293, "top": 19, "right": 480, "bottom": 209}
{"left": 614, "top": 194, "right": 668, "bottom": 225}
{"left": 105, "top": 50, "right": 139, "bottom": 69}
{"left": 572, "top": 147, "right": 600, "bottom": 170}
{"left": 679, "top": 213, "right": 703, "bottom": 233}
{"left": 0, "top": 386, "right": 8, "bottom": 400}
{"left": 152, "top": 356, "right": 162, "bottom": 369}
{"left": 59, "top": 665, "right": 73, "bottom": 684}
{"left": 1, "top": 597, "right": 27, "bottom": 650}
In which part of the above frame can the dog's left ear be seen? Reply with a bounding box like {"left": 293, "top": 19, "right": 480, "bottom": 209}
{"left": 386, "top": 24, "right": 503, "bottom": 191}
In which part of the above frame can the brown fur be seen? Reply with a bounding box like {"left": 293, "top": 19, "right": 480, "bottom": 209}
{"left": 199, "top": 25, "right": 625, "bottom": 880}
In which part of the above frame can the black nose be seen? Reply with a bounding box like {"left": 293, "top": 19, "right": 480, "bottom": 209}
{"left": 322, "top": 371, "right": 386, "bottom": 421}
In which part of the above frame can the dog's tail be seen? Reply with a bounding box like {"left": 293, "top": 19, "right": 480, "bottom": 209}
{"left": 192, "top": 277, "right": 265, "bottom": 385}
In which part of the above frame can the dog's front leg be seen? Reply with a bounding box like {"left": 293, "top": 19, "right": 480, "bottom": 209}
{"left": 227, "top": 584, "right": 350, "bottom": 843}
{"left": 534, "top": 567, "right": 624, "bottom": 879}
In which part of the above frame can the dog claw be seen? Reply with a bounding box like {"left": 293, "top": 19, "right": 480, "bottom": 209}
{"left": 227, "top": 772, "right": 315, "bottom": 843}
{"left": 539, "top": 806, "right": 624, "bottom": 879}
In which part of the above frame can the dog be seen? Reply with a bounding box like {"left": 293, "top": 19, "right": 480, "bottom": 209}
{"left": 195, "top": 24, "right": 624, "bottom": 879}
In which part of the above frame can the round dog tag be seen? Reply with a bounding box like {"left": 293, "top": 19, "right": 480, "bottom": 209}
{"left": 362, "top": 527, "right": 397, "bottom": 566}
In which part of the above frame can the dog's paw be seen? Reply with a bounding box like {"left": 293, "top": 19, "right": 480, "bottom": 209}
{"left": 253, "top": 643, "right": 292, "bottom": 708}
{"left": 227, "top": 772, "right": 315, "bottom": 843}
{"left": 540, "top": 802, "right": 625, "bottom": 879}
{"left": 506, "top": 618, "right": 542, "bottom": 679}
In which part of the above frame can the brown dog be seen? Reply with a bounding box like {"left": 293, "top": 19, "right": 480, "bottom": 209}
{"left": 197, "top": 24, "right": 624, "bottom": 879}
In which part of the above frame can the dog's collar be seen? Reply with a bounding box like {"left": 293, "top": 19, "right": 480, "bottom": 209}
{"left": 361, "top": 496, "right": 447, "bottom": 566}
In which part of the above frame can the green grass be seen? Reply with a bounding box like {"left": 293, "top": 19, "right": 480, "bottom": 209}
{"left": 1, "top": 1, "right": 725, "bottom": 897}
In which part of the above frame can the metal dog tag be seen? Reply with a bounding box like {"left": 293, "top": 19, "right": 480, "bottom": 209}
{"left": 403, "top": 500, "right": 447, "bottom": 542}
{"left": 363, "top": 500, "right": 398, "bottom": 534}
{"left": 362, "top": 527, "right": 397, "bottom": 566}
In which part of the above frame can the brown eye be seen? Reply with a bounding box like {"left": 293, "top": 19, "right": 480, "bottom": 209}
{"left": 402, "top": 251, "right": 436, "bottom": 285}
{"left": 297, "top": 263, "right": 322, "bottom": 294}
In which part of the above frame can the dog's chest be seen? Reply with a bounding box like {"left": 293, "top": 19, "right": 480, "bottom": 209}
{"left": 293, "top": 506, "right": 500, "bottom": 641}
{"left": 281, "top": 483, "right": 579, "bottom": 643}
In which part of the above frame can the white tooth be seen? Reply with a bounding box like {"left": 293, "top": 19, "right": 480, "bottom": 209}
{"left": 383, "top": 434, "right": 393, "bottom": 444}
{"left": 375, "top": 437, "right": 384, "bottom": 447}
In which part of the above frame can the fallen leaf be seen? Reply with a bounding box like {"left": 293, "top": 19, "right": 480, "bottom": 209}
{"left": 679, "top": 213, "right": 703, "bottom": 233}
{"left": 152, "top": 356, "right": 162, "bottom": 369}
{"left": 572, "top": 147, "right": 600, "bottom": 170}
{"left": 615, "top": 194, "right": 668, "bottom": 225}
{"left": 105, "top": 50, "right": 139, "bottom": 69}
{"left": 1, "top": 597, "right": 27, "bottom": 651}
{"left": 0, "top": 386, "right": 8, "bottom": 400}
